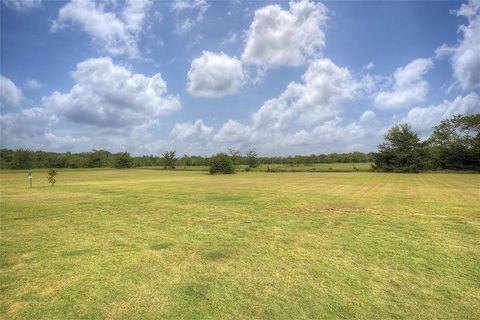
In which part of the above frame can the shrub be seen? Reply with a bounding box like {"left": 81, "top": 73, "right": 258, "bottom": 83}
{"left": 114, "top": 152, "right": 133, "bottom": 168}
{"left": 209, "top": 153, "right": 235, "bottom": 174}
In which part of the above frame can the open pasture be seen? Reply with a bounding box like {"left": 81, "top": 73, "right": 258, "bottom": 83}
{"left": 1, "top": 169, "right": 479, "bottom": 319}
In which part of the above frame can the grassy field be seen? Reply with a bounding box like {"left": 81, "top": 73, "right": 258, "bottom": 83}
{"left": 141, "top": 162, "right": 373, "bottom": 172}
{"left": 1, "top": 169, "right": 479, "bottom": 319}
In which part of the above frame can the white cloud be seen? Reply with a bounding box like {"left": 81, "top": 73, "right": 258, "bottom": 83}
{"left": 170, "top": 119, "right": 214, "bottom": 154}
{"left": 222, "top": 32, "right": 238, "bottom": 45}
{"left": 171, "top": 119, "right": 213, "bottom": 144}
{"left": 242, "top": 0, "right": 327, "bottom": 68}
{"left": 0, "top": 107, "right": 62, "bottom": 150}
{"left": 122, "top": 0, "right": 152, "bottom": 35}
{"left": 42, "top": 57, "right": 180, "bottom": 128}
{"left": 374, "top": 58, "right": 433, "bottom": 109}
{"left": 252, "top": 58, "right": 359, "bottom": 130}
{"left": 214, "top": 120, "right": 252, "bottom": 145}
{"left": 2, "top": 0, "right": 41, "bottom": 11}
{"left": 24, "top": 79, "right": 43, "bottom": 90}
{"left": 171, "top": 0, "right": 209, "bottom": 33}
{"left": 187, "top": 51, "right": 244, "bottom": 98}
{"left": 1, "top": 75, "right": 25, "bottom": 107}
{"left": 362, "top": 62, "right": 374, "bottom": 71}
{"left": 435, "top": 0, "right": 480, "bottom": 90}
{"left": 209, "top": 116, "right": 380, "bottom": 155}
{"left": 199, "top": 58, "right": 382, "bottom": 154}
{"left": 51, "top": 0, "right": 152, "bottom": 58}
{"left": 403, "top": 92, "right": 480, "bottom": 131}
{"left": 1, "top": 57, "right": 182, "bottom": 154}
{"left": 360, "top": 110, "right": 376, "bottom": 123}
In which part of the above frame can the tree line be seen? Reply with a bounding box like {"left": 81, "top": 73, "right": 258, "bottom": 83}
{"left": 1, "top": 114, "right": 477, "bottom": 172}
{"left": 373, "top": 114, "right": 479, "bottom": 172}
{"left": 0, "top": 148, "right": 374, "bottom": 170}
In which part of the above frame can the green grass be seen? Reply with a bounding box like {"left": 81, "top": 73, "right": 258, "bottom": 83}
{"left": 1, "top": 169, "right": 479, "bottom": 319}
{"left": 141, "top": 162, "right": 373, "bottom": 172}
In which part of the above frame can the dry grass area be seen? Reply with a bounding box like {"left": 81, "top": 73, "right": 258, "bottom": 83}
{"left": 1, "top": 169, "right": 479, "bottom": 319}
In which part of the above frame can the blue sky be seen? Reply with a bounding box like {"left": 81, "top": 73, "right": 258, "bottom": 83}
{"left": 1, "top": 0, "right": 479, "bottom": 155}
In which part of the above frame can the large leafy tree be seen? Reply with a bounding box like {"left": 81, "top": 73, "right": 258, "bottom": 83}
{"left": 114, "top": 152, "right": 133, "bottom": 169}
{"left": 86, "top": 150, "right": 111, "bottom": 168}
{"left": 162, "top": 150, "right": 177, "bottom": 169}
{"left": 428, "top": 114, "right": 480, "bottom": 171}
{"left": 209, "top": 153, "right": 235, "bottom": 174}
{"left": 373, "top": 124, "right": 428, "bottom": 172}
{"left": 10, "top": 149, "right": 34, "bottom": 169}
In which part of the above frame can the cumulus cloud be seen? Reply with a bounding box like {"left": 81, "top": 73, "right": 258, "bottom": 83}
{"left": 1, "top": 57, "right": 183, "bottom": 153}
{"left": 242, "top": 0, "right": 327, "bottom": 68}
{"left": 187, "top": 51, "right": 244, "bottom": 98}
{"left": 51, "top": 0, "right": 152, "bottom": 58}
{"left": 171, "top": 120, "right": 213, "bottom": 144}
{"left": 360, "top": 110, "right": 376, "bottom": 123}
{"left": 252, "top": 58, "right": 360, "bottom": 130}
{"left": 42, "top": 57, "right": 180, "bottom": 128}
{"left": 169, "top": 119, "right": 215, "bottom": 154}
{"left": 0, "top": 107, "right": 58, "bottom": 145}
{"left": 435, "top": 0, "right": 480, "bottom": 90}
{"left": 2, "top": 0, "right": 41, "bottom": 11}
{"left": 191, "top": 58, "right": 382, "bottom": 154}
{"left": 24, "top": 79, "right": 43, "bottom": 90}
{"left": 1, "top": 75, "right": 25, "bottom": 108}
{"left": 374, "top": 58, "right": 433, "bottom": 109}
{"left": 211, "top": 116, "right": 380, "bottom": 155}
{"left": 403, "top": 92, "right": 480, "bottom": 131}
{"left": 214, "top": 120, "right": 252, "bottom": 146}
{"left": 171, "top": 0, "right": 209, "bottom": 33}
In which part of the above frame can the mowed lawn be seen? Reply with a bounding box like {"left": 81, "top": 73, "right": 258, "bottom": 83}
{"left": 0, "top": 169, "right": 479, "bottom": 319}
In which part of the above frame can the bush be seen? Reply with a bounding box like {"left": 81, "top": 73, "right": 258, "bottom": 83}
{"left": 373, "top": 124, "right": 428, "bottom": 173}
{"left": 114, "top": 152, "right": 133, "bottom": 168}
{"left": 209, "top": 153, "right": 235, "bottom": 174}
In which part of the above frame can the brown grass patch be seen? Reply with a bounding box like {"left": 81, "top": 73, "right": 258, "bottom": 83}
{"left": 8, "top": 301, "right": 29, "bottom": 314}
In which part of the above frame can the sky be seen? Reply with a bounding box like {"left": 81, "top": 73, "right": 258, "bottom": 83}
{"left": 1, "top": 0, "right": 479, "bottom": 156}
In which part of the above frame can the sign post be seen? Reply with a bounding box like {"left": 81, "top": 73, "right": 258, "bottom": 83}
{"left": 28, "top": 171, "right": 32, "bottom": 188}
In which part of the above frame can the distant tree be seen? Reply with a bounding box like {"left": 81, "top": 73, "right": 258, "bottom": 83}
{"left": 11, "top": 149, "right": 34, "bottom": 169}
{"left": 67, "top": 155, "right": 85, "bottom": 168}
{"left": 246, "top": 148, "right": 259, "bottom": 169}
{"left": 162, "top": 150, "right": 177, "bottom": 169}
{"left": 47, "top": 168, "right": 57, "bottom": 186}
{"left": 114, "top": 152, "right": 133, "bottom": 169}
{"left": 228, "top": 148, "right": 241, "bottom": 171}
{"left": 209, "top": 153, "right": 235, "bottom": 174}
{"left": 428, "top": 114, "right": 480, "bottom": 171}
{"left": 373, "top": 124, "right": 428, "bottom": 172}
{"left": 86, "top": 150, "right": 110, "bottom": 168}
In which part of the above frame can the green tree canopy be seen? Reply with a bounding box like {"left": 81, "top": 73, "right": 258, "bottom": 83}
{"left": 246, "top": 149, "right": 259, "bottom": 169}
{"left": 114, "top": 152, "right": 133, "bottom": 169}
{"left": 209, "top": 153, "right": 235, "bottom": 174}
{"left": 373, "top": 124, "right": 427, "bottom": 172}
{"left": 162, "top": 150, "right": 177, "bottom": 169}
{"left": 428, "top": 114, "right": 480, "bottom": 171}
